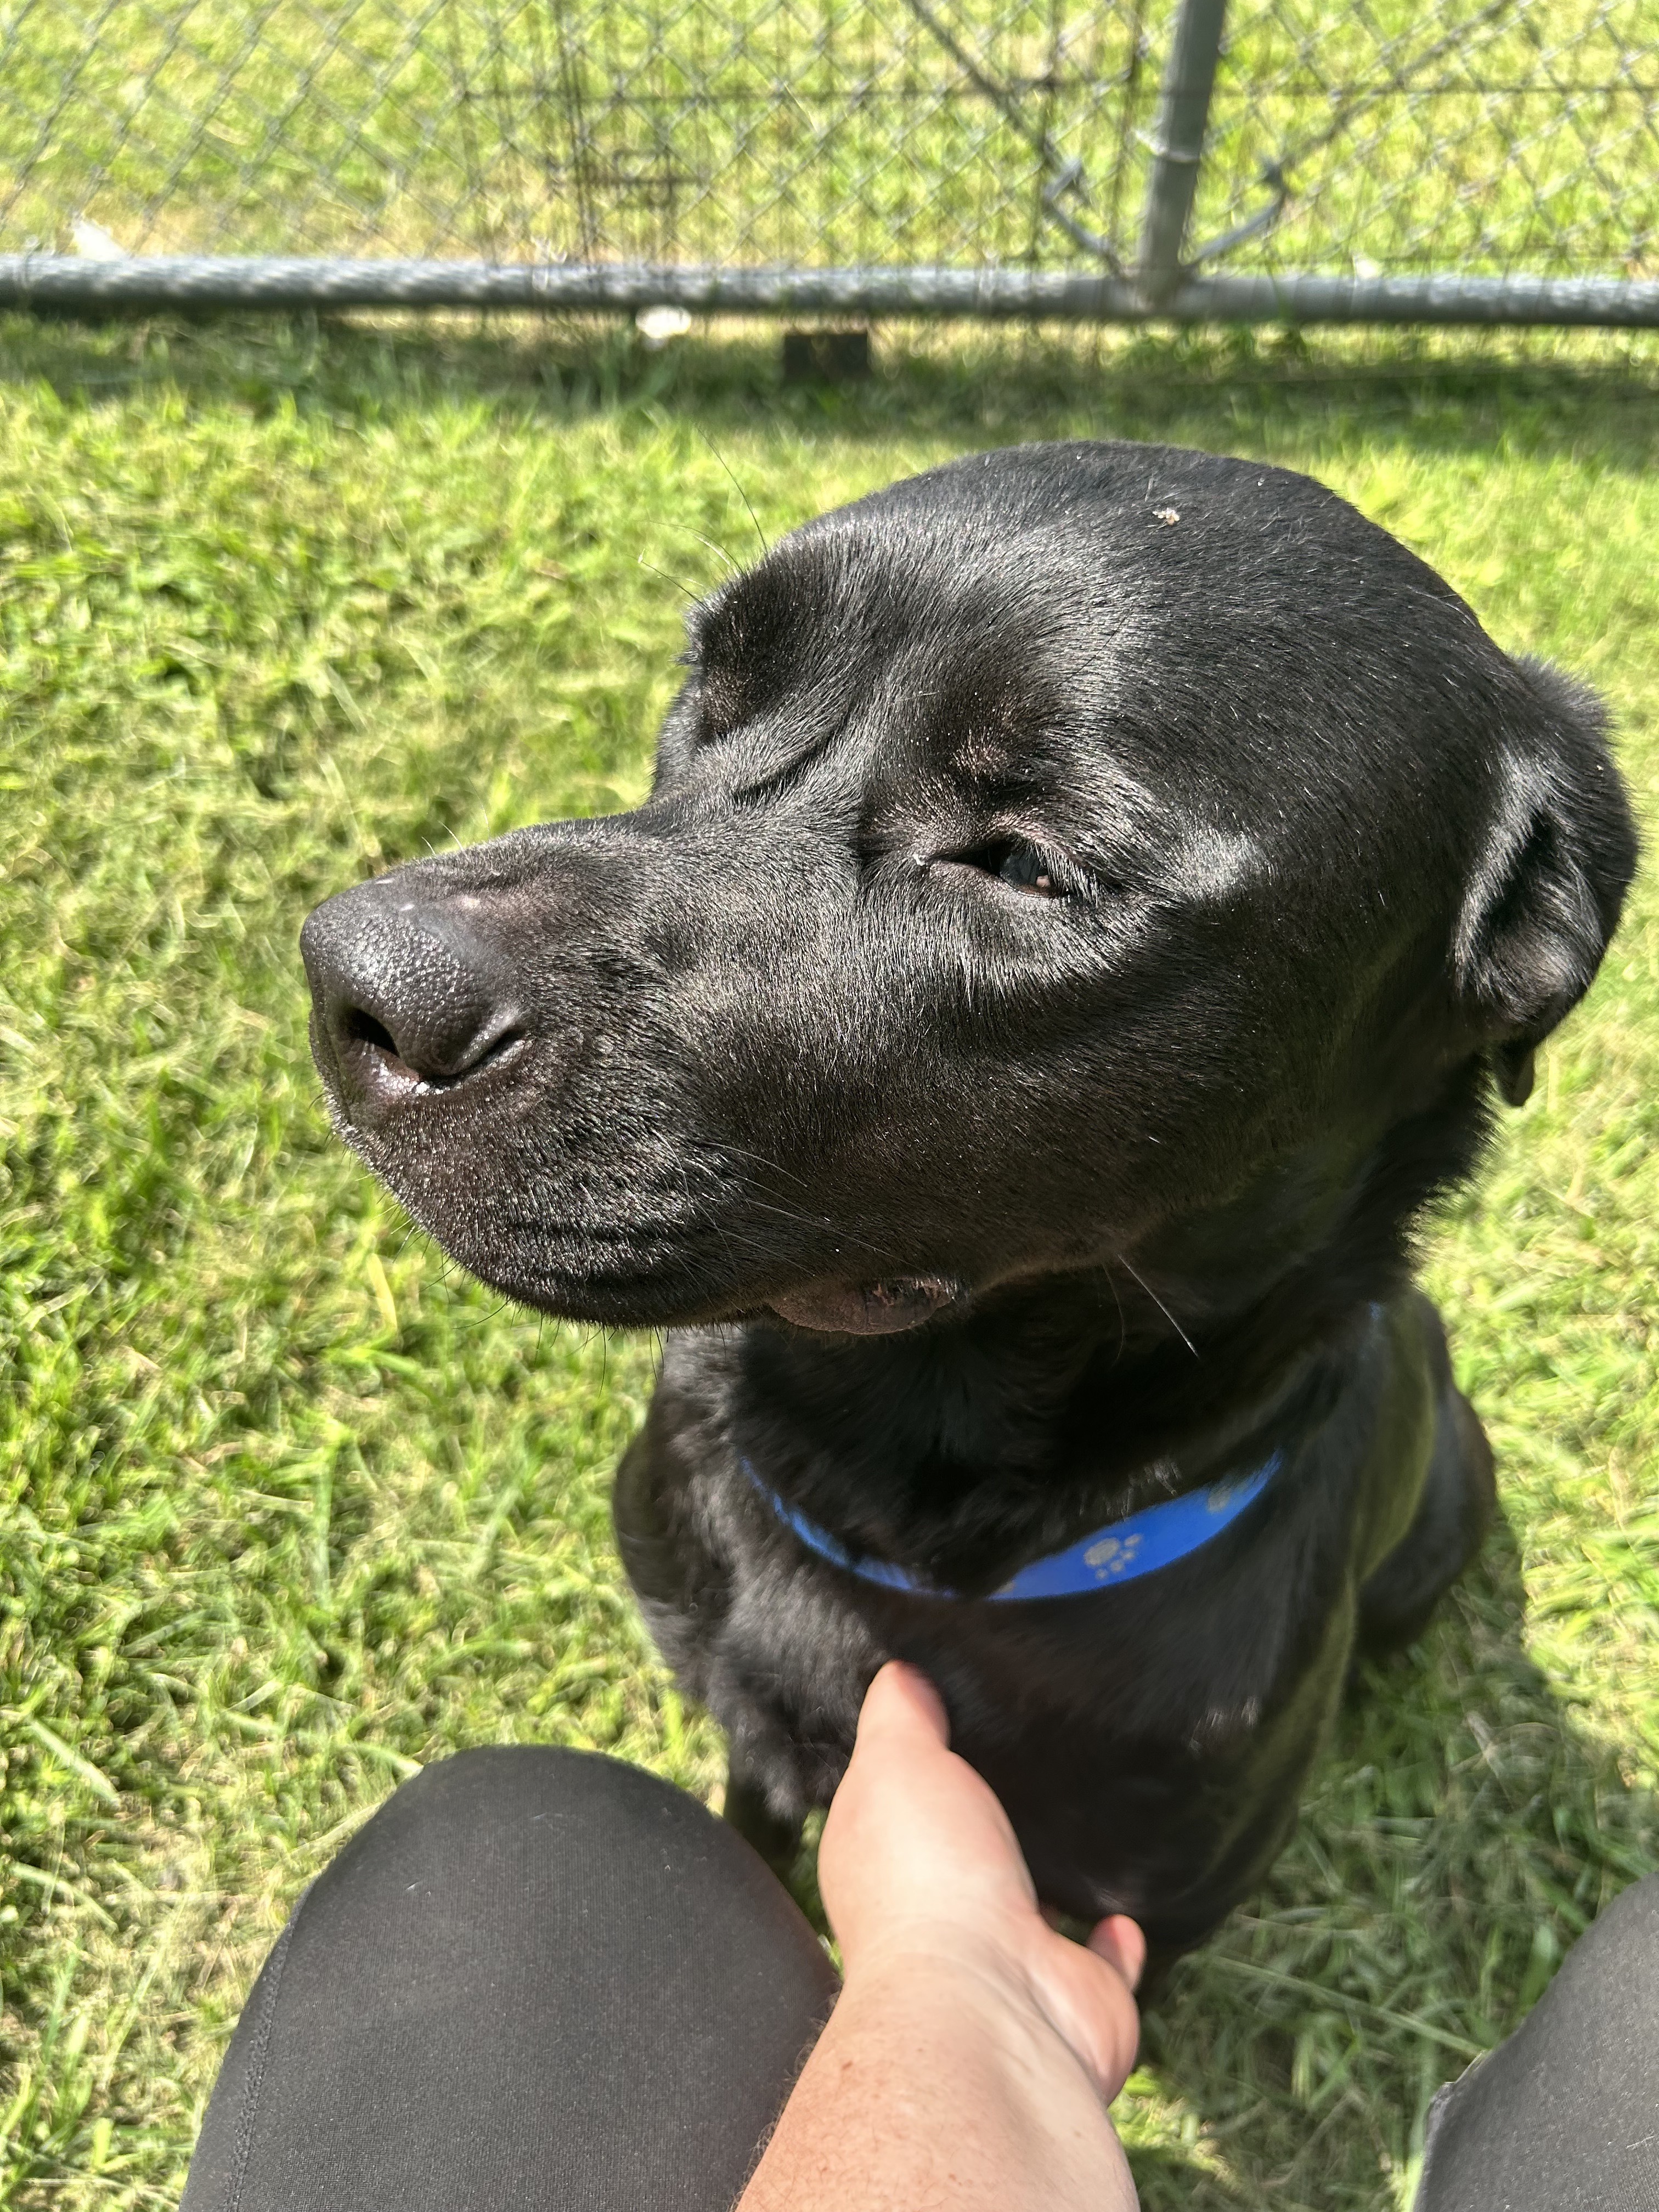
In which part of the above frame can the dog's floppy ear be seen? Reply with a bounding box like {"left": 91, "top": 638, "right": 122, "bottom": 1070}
{"left": 1453, "top": 662, "right": 1638, "bottom": 1108}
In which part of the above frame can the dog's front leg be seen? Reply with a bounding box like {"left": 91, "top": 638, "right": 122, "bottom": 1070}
{"left": 1357, "top": 1295, "right": 1496, "bottom": 1654}
{"left": 615, "top": 1392, "right": 811, "bottom": 1872}
{"left": 722, "top": 1758, "right": 807, "bottom": 1874}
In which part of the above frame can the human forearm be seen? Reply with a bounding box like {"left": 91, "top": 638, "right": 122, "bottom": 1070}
{"left": 737, "top": 1949, "right": 1139, "bottom": 2212}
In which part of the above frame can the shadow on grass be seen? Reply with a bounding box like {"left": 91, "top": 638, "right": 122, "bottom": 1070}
{"left": 5, "top": 310, "right": 1659, "bottom": 475}
{"left": 1125, "top": 1510, "right": 1659, "bottom": 2209}
{"left": 762, "top": 1506, "right": 1656, "bottom": 2210}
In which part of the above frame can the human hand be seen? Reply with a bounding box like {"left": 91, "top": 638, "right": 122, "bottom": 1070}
{"left": 817, "top": 1659, "right": 1145, "bottom": 2107}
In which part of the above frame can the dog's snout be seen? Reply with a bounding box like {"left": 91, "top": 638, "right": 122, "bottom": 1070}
{"left": 301, "top": 879, "right": 526, "bottom": 1120}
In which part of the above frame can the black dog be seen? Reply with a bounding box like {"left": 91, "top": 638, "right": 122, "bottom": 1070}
{"left": 301, "top": 442, "right": 1635, "bottom": 1965}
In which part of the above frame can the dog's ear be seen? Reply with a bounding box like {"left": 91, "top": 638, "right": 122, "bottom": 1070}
{"left": 1453, "top": 662, "right": 1638, "bottom": 1108}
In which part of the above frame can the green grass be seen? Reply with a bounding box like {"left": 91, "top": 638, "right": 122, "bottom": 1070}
{"left": 2, "top": 312, "right": 1658, "bottom": 2212}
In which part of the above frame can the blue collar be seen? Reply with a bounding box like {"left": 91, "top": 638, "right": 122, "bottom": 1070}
{"left": 743, "top": 1450, "right": 1281, "bottom": 1601}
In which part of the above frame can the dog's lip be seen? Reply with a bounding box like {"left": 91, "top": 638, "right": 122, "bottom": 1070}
{"left": 767, "top": 1275, "right": 968, "bottom": 1335}
{"left": 438, "top": 1248, "right": 972, "bottom": 1335}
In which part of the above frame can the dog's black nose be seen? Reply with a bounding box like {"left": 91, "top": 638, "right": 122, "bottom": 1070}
{"left": 301, "top": 878, "right": 526, "bottom": 1119}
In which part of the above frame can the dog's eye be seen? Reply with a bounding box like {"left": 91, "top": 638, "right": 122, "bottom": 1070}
{"left": 932, "top": 837, "right": 1072, "bottom": 901}
{"left": 995, "top": 843, "right": 1056, "bottom": 895}
{"left": 960, "top": 839, "right": 1059, "bottom": 896}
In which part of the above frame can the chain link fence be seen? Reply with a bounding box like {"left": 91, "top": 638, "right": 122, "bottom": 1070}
{"left": 1, "top": 0, "right": 1656, "bottom": 323}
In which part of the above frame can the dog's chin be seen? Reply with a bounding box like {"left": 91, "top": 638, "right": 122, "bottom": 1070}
{"left": 767, "top": 1275, "right": 967, "bottom": 1335}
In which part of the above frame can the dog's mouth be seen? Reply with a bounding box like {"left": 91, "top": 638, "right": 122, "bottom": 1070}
{"left": 766, "top": 1274, "right": 967, "bottom": 1335}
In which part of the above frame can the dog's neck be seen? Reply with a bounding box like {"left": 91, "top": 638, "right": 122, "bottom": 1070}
{"left": 733, "top": 1267, "right": 1338, "bottom": 1575}
{"left": 726, "top": 1064, "right": 1491, "bottom": 1587}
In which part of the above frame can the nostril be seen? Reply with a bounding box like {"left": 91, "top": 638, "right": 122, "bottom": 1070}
{"left": 343, "top": 1007, "right": 400, "bottom": 1057}
{"left": 332, "top": 990, "right": 524, "bottom": 1091}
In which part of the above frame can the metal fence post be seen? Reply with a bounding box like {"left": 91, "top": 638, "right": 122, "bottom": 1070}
{"left": 1137, "top": 0, "right": 1228, "bottom": 309}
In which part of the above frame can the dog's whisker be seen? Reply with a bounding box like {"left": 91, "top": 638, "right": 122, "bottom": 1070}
{"left": 691, "top": 533, "right": 741, "bottom": 577}
{"left": 684, "top": 1138, "right": 902, "bottom": 1261}
{"left": 637, "top": 552, "right": 700, "bottom": 603}
{"left": 1102, "top": 1269, "right": 1127, "bottom": 1374}
{"left": 696, "top": 428, "right": 769, "bottom": 556}
{"left": 691, "top": 1137, "right": 822, "bottom": 1200}
{"left": 653, "top": 1155, "right": 789, "bottom": 1278}
{"left": 741, "top": 1197, "right": 895, "bottom": 1257}
{"left": 1115, "top": 1256, "right": 1200, "bottom": 1362}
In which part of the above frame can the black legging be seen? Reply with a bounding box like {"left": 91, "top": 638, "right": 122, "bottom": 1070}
{"left": 180, "top": 1748, "right": 1658, "bottom": 2212}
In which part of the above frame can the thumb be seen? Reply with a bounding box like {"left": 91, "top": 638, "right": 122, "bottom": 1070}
{"left": 853, "top": 1660, "right": 950, "bottom": 1755}
{"left": 1086, "top": 1914, "right": 1147, "bottom": 1994}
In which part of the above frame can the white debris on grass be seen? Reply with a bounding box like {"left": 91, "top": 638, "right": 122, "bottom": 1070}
{"left": 636, "top": 304, "right": 693, "bottom": 348}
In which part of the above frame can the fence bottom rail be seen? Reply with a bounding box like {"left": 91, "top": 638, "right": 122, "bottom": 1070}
{"left": 3, "top": 255, "right": 1658, "bottom": 329}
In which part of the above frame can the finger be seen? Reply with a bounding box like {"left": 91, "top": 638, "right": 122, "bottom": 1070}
{"left": 855, "top": 1658, "right": 951, "bottom": 1752}
{"left": 1086, "top": 1914, "right": 1147, "bottom": 1993}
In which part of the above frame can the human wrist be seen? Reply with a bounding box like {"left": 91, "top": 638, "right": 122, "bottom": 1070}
{"left": 842, "top": 1933, "right": 1095, "bottom": 2087}
{"left": 819, "top": 1946, "right": 1139, "bottom": 2212}
{"left": 839, "top": 1903, "right": 1143, "bottom": 2109}
{"left": 740, "top": 1941, "right": 1139, "bottom": 2212}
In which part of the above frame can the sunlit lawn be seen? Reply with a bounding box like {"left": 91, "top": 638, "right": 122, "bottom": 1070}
{"left": 2, "top": 313, "right": 1657, "bottom": 2210}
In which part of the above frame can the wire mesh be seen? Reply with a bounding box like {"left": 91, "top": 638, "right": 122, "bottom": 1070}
{"left": 0, "top": 0, "right": 1654, "bottom": 308}
{"left": 1197, "top": 0, "right": 1659, "bottom": 281}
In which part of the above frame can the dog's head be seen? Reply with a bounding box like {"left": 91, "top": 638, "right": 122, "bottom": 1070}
{"left": 302, "top": 443, "right": 1635, "bottom": 1337}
